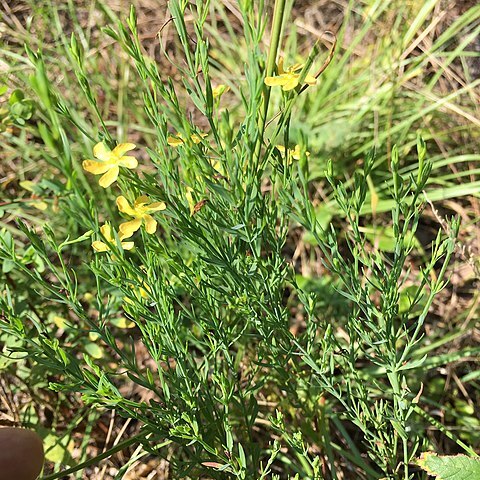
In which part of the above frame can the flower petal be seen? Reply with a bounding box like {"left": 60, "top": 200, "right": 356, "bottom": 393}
{"left": 120, "top": 241, "right": 135, "bottom": 251}
{"left": 134, "top": 195, "right": 150, "bottom": 207}
{"left": 185, "top": 188, "right": 195, "bottom": 216}
{"left": 112, "top": 143, "right": 136, "bottom": 157}
{"left": 211, "top": 160, "right": 223, "bottom": 173}
{"left": 119, "top": 218, "right": 142, "bottom": 238}
{"left": 212, "top": 84, "right": 229, "bottom": 98}
{"left": 99, "top": 166, "right": 119, "bottom": 188}
{"left": 264, "top": 75, "right": 288, "bottom": 87}
{"left": 139, "top": 285, "right": 150, "bottom": 298}
{"left": 147, "top": 201, "right": 166, "bottom": 212}
{"left": 282, "top": 76, "right": 300, "bottom": 91}
{"left": 116, "top": 196, "right": 136, "bottom": 216}
{"left": 93, "top": 142, "right": 111, "bottom": 161}
{"left": 100, "top": 224, "right": 113, "bottom": 241}
{"left": 304, "top": 74, "right": 317, "bottom": 86}
{"left": 289, "top": 63, "right": 304, "bottom": 72}
{"left": 83, "top": 160, "right": 111, "bottom": 174}
{"left": 143, "top": 214, "right": 157, "bottom": 234}
{"left": 118, "top": 156, "right": 138, "bottom": 169}
{"left": 167, "top": 135, "right": 184, "bottom": 147}
{"left": 92, "top": 241, "right": 108, "bottom": 252}
{"left": 191, "top": 133, "right": 207, "bottom": 144}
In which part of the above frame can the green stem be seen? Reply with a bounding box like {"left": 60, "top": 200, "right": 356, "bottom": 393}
{"left": 254, "top": 0, "right": 287, "bottom": 166}
{"left": 40, "top": 431, "right": 158, "bottom": 480}
{"left": 414, "top": 405, "right": 478, "bottom": 457}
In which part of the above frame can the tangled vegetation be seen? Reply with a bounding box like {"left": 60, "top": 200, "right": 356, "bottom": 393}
{"left": 0, "top": 1, "right": 479, "bottom": 479}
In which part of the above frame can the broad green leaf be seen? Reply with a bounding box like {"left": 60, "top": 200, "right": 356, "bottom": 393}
{"left": 2, "top": 259, "right": 15, "bottom": 274}
{"left": 42, "top": 432, "right": 74, "bottom": 465}
{"left": 52, "top": 315, "right": 66, "bottom": 329}
{"left": 111, "top": 317, "right": 135, "bottom": 328}
{"left": 8, "top": 88, "right": 25, "bottom": 105}
{"left": 84, "top": 342, "right": 103, "bottom": 359}
{"left": 417, "top": 453, "right": 480, "bottom": 479}
{"left": 363, "top": 226, "right": 419, "bottom": 253}
{"left": 19, "top": 180, "right": 37, "bottom": 192}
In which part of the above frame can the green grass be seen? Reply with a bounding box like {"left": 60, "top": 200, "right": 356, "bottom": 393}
{"left": 0, "top": 1, "right": 479, "bottom": 479}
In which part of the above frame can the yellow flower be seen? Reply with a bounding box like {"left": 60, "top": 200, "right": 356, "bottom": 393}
{"left": 83, "top": 142, "right": 138, "bottom": 188}
{"left": 92, "top": 223, "right": 134, "bottom": 252}
{"left": 276, "top": 144, "right": 310, "bottom": 164}
{"left": 264, "top": 58, "right": 317, "bottom": 91}
{"left": 124, "top": 280, "right": 151, "bottom": 305}
{"left": 167, "top": 133, "right": 185, "bottom": 147}
{"left": 116, "top": 195, "right": 166, "bottom": 238}
{"left": 212, "top": 84, "right": 230, "bottom": 98}
{"left": 167, "top": 132, "right": 207, "bottom": 147}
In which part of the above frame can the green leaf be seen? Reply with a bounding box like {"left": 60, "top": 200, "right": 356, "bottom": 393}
{"left": 41, "top": 431, "right": 75, "bottom": 465}
{"left": 84, "top": 342, "right": 103, "bottom": 359}
{"left": 417, "top": 453, "right": 480, "bottom": 479}
{"left": 397, "top": 353, "right": 427, "bottom": 371}
{"left": 2, "top": 259, "right": 15, "bottom": 274}
{"left": 363, "top": 226, "right": 419, "bottom": 253}
{"left": 8, "top": 88, "right": 25, "bottom": 105}
{"left": 110, "top": 317, "right": 135, "bottom": 328}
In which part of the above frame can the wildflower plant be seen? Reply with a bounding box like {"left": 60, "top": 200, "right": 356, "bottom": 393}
{"left": 0, "top": 1, "right": 476, "bottom": 479}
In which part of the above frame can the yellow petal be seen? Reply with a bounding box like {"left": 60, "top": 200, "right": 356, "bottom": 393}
{"left": 191, "top": 133, "right": 207, "bottom": 144}
{"left": 83, "top": 160, "right": 111, "bottom": 174}
{"left": 100, "top": 224, "right": 113, "bottom": 241}
{"left": 282, "top": 75, "right": 300, "bottom": 91}
{"left": 292, "top": 145, "right": 301, "bottom": 160}
{"left": 139, "top": 286, "right": 150, "bottom": 299}
{"left": 120, "top": 241, "right": 135, "bottom": 250}
{"left": 264, "top": 75, "right": 288, "bottom": 87}
{"left": 185, "top": 187, "right": 195, "bottom": 216}
{"left": 212, "top": 84, "right": 229, "bottom": 98}
{"left": 92, "top": 241, "right": 108, "bottom": 252}
{"left": 276, "top": 145, "right": 286, "bottom": 153}
{"left": 99, "top": 166, "right": 119, "bottom": 188}
{"left": 19, "top": 180, "right": 35, "bottom": 192}
{"left": 119, "top": 230, "right": 132, "bottom": 241}
{"left": 211, "top": 160, "right": 222, "bottom": 173}
{"left": 304, "top": 74, "right": 317, "bottom": 86}
{"left": 93, "top": 142, "right": 111, "bottom": 161}
{"left": 278, "top": 57, "right": 285, "bottom": 74}
{"left": 134, "top": 195, "right": 150, "bottom": 207}
{"left": 167, "top": 135, "right": 184, "bottom": 147}
{"left": 119, "top": 218, "right": 142, "bottom": 238}
{"left": 116, "top": 196, "right": 136, "bottom": 216}
{"left": 112, "top": 143, "right": 136, "bottom": 157}
{"left": 118, "top": 155, "right": 138, "bottom": 169}
{"left": 147, "top": 201, "right": 166, "bottom": 212}
{"left": 143, "top": 214, "right": 157, "bottom": 234}
{"left": 289, "top": 63, "right": 304, "bottom": 72}
{"left": 31, "top": 201, "right": 48, "bottom": 211}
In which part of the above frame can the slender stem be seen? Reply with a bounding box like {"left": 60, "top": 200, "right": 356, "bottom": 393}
{"left": 254, "top": 0, "right": 287, "bottom": 166}
{"left": 414, "top": 405, "right": 478, "bottom": 457}
{"left": 40, "top": 431, "right": 158, "bottom": 480}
